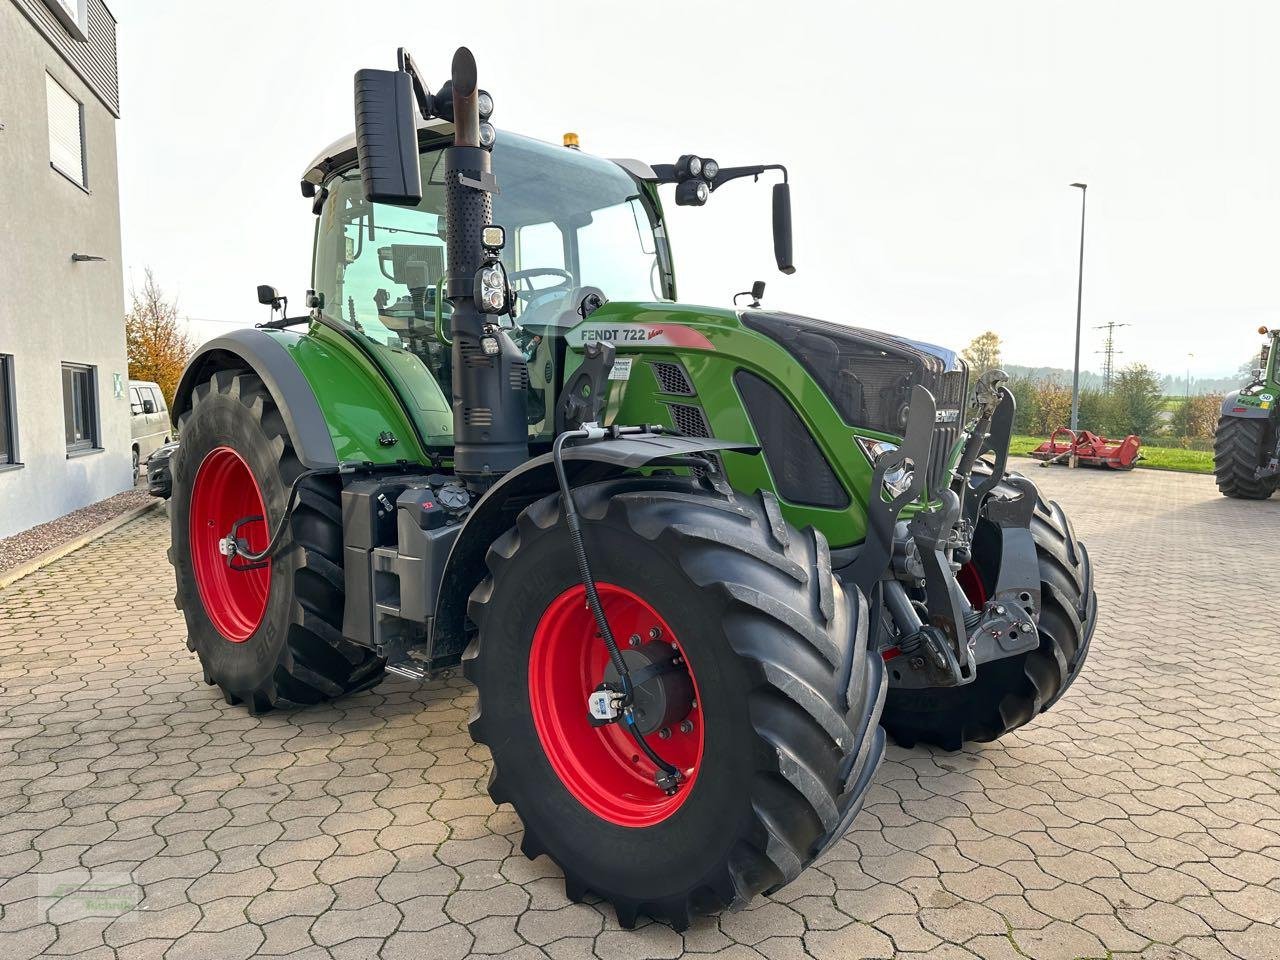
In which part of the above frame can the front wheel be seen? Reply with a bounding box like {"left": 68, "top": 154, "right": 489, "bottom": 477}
{"left": 465, "top": 479, "right": 885, "bottom": 930}
{"left": 1214, "top": 415, "right": 1277, "bottom": 499}
{"left": 880, "top": 465, "right": 1096, "bottom": 750}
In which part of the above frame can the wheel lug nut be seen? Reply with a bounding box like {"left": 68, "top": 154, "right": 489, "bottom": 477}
{"left": 648, "top": 626, "right": 662, "bottom": 641}
{"left": 658, "top": 727, "right": 671, "bottom": 740}
{"left": 679, "top": 720, "right": 693, "bottom": 734}
{"left": 628, "top": 634, "right": 641, "bottom": 647}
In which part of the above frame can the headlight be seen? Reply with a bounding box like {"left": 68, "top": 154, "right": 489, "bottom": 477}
{"left": 481, "top": 335, "right": 500, "bottom": 355}
{"left": 474, "top": 260, "right": 510, "bottom": 314}
{"left": 478, "top": 122, "right": 497, "bottom": 149}
{"left": 477, "top": 90, "right": 494, "bottom": 119}
{"left": 856, "top": 437, "right": 916, "bottom": 499}
{"left": 702, "top": 158, "right": 719, "bottom": 180}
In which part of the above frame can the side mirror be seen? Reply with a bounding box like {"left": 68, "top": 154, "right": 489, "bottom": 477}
{"left": 142, "top": 399, "right": 156, "bottom": 415}
{"left": 772, "top": 183, "right": 795, "bottom": 275}
{"left": 257, "top": 284, "right": 281, "bottom": 306}
{"left": 354, "top": 68, "right": 423, "bottom": 205}
{"left": 751, "top": 280, "right": 766, "bottom": 301}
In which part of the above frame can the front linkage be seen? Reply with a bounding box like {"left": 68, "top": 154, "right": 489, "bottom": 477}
{"left": 852, "top": 371, "right": 1043, "bottom": 691}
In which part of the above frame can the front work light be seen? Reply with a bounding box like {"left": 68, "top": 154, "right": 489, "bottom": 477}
{"left": 675, "top": 178, "right": 709, "bottom": 206}
{"left": 702, "top": 158, "right": 719, "bottom": 180}
{"left": 676, "top": 154, "right": 703, "bottom": 179}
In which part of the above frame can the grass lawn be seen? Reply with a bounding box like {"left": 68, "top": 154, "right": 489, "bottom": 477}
{"left": 1008, "top": 434, "right": 1214, "bottom": 474}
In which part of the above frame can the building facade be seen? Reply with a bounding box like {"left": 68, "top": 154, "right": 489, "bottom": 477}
{"left": 0, "top": 0, "right": 130, "bottom": 539}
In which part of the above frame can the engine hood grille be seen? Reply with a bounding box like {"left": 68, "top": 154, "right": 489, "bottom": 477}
{"left": 740, "top": 311, "right": 967, "bottom": 436}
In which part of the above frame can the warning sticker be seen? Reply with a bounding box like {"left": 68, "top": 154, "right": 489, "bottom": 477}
{"left": 608, "top": 357, "right": 633, "bottom": 381}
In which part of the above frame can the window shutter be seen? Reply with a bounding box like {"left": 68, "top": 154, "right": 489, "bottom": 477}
{"left": 46, "top": 74, "right": 85, "bottom": 186}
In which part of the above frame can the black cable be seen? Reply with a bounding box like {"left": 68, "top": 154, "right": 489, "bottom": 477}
{"left": 228, "top": 467, "right": 339, "bottom": 565}
{"left": 551, "top": 427, "right": 681, "bottom": 787}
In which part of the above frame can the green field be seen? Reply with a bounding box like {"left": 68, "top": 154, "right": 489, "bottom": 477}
{"left": 1008, "top": 435, "right": 1213, "bottom": 475}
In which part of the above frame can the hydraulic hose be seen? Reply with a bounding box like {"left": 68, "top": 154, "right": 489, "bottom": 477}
{"left": 224, "top": 468, "right": 339, "bottom": 567}
{"left": 551, "top": 426, "right": 681, "bottom": 787}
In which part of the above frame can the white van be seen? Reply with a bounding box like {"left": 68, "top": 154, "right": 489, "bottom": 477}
{"left": 129, "top": 380, "right": 172, "bottom": 478}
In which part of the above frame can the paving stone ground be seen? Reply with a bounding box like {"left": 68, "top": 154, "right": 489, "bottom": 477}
{"left": 1, "top": 463, "right": 1279, "bottom": 959}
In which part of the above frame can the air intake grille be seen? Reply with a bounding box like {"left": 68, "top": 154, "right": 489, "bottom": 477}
{"left": 464, "top": 407, "right": 493, "bottom": 427}
{"left": 666, "top": 402, "right": 712, "bottom": 439}
{"left": 735, "top": 371, "right": 849, "bottom": 510}
{"left": 510, "top": 361, "right": 529, "bottom": 391}
{"left": 650, "top": 361, "right": 696, "bottom": 396}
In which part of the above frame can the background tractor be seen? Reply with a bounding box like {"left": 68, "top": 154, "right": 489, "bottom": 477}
{"left": 167, "top": 46, "right": 1097, "bottom": 929}
{"left": 1214, "top": 325, "right": 1280, "bottom": 499}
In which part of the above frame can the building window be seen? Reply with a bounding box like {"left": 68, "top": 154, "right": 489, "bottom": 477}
{"left": 62, "top": 363, "right": 99, "bottom": 453}
{"left": 46, "top": 73, "right": 86, "bottom": 188}
{"left": 0, "top": 356, "right": 17, "bottom": 466}
{"left": 42, "top": 0, "right": 88, "bottom": 41}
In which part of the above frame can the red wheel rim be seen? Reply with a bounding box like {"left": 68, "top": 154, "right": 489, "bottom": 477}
{"left": 528, "top": 584, "right": 703, "bottom": 827}
{"left": 189, "top": 446, "right": 271, "bottom": 642}
{"left": 957, "top": 561, "right": 988, "bottom": 609}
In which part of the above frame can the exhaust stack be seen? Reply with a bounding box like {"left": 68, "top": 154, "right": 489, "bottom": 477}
{"left": 442, "top": 49, "right": 528, "bottom": 491}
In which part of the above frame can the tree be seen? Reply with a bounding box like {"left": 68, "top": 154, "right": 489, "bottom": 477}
{"left": 125, "top": 269, "right": 192, "bottom": 410}
{"left": 962, "top": 331, "right": 1003, "bottom": 374}
{"left": 1030, "top": 379, "right": 1072, "bottom": 436}
{"left": 1110, "top": 363, "right": 1164, "bottom": 437}
{"left": 1170, "top": 392, "right": 1224, "bottom": 441}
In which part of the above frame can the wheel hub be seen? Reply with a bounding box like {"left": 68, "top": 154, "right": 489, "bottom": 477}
{"left": 602, "top": 645, "right": 694, "bottom": 737}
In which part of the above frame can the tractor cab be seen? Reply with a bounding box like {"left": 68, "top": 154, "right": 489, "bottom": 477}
{"left": 305, "top": 126, "right": 674, "bottom": 446}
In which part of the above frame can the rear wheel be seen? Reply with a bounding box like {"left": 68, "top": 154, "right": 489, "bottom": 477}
{"left": 169, "top": 369, "right": 384, "bottom": 712}
{"left": 465, "top": 479, "right": 886, "bottom": 930}
{"left": 881, "top": 465, "right": 1096, "bottom": 750}
{"left": 1214, "top": 415, "right": 1277, "bottom": 499}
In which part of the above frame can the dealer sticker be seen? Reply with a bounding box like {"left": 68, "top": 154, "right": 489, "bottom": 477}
{"left": 608, "top": 357, "right": 633, "bottom": 381}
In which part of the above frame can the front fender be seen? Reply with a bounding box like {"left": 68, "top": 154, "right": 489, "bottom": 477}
{"left": 1222, "top": 389, "right": 1274, "bottom": 420}
{"left": 427, "top": 435, "right": 758, "bottom": 667}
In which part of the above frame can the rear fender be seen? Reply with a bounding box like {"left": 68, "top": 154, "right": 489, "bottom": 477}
{"left": 427, "top": 435, "right": 758, "bottom": 669}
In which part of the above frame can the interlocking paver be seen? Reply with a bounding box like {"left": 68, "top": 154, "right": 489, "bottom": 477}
{"left": 2, "top": 465, "right": 1279, "bottom": 958}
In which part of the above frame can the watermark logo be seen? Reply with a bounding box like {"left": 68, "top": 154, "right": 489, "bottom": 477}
{"left": 38, "top": 870, "right": 141, "bottom": 923}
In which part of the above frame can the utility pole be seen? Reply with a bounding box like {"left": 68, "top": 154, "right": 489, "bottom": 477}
{"left": 1094, "top": 321, "right": 1130, "bottom": 392}
{"left": 1186, "top": 353, "right": 1194, "bottom": 404}
{"left": 1069, "top": 183, "right": 1087, "bottom": 431}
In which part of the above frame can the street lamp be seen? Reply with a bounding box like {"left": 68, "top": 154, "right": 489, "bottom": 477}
{"left": 1069, "top": 182, "right": 1087, "bottom": 432}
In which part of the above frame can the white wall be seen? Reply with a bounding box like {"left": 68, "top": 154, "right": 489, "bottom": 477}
{"left": 0, "top": 1, "right": 131, "bottom": 539}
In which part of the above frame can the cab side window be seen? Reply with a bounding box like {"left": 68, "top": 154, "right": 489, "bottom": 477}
{"left": 129, "top": 387, "right": 143, "bottom": 415}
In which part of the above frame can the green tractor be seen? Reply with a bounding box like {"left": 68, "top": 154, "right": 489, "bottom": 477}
{"left": 167, "top": 47, "right": 1097, "bottom": 928}
{"left": 1215, "top": 325, "right": 1280, "bottom": 499}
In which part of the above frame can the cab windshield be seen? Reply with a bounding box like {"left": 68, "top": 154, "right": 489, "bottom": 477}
{"left": 313, "top": 133, "right": 672, "bottom": 444}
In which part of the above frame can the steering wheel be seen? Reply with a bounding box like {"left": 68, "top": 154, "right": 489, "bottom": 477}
{"left": 510, "top": 267, "right": 574, "bottom": 305}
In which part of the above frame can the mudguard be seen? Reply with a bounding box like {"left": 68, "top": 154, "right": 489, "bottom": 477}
{"left": 172, "top": 330, "right": 339, "bottom": 470}
{"left": 1221, "top": 389, "right": 1274, "bottom": 420}
{"left": 426, "top": 434, "right": 759, "bottom": 669}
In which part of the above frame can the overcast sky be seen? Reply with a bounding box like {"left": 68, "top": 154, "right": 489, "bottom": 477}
{"left": 112, "top": 0, "right": 1278, "bottom": 378}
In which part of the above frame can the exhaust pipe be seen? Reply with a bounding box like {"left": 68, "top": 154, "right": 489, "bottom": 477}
{"left": 441, "top": 48, "right": 528, "bottom": 490}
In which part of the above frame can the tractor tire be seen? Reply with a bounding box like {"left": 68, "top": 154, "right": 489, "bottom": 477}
{"left": 169, "top": 369, "right": 385, "bottom": 712}
{"left": 1213, "top": 415, "right": 1277, "bottom": 499}
{"left": 464, "top": 478, "right": 886, "bottom": 930}
{"left": 880, "top": 464, "right": 1096, "bottom": 750}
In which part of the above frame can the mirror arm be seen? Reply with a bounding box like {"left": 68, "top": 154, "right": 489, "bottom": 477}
{"left": 396, "top": 48, "right": 434, "bottom": 120}
{"left": 709, "top": 163, "right": 788, "bottom": 191}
